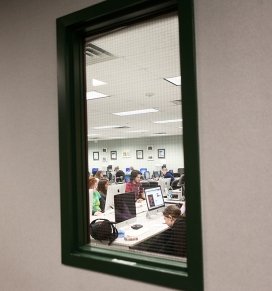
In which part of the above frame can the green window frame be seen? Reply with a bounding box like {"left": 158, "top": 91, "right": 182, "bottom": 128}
{"left": 57, "top": 0, "right": 203, "bottom": 290}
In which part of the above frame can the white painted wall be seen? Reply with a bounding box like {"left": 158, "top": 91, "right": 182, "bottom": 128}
{"left": 0, "top": 0, "right": 272, "bottom": 291}
{"left": 88, "top": 135, "right": 184, "bottom": 173}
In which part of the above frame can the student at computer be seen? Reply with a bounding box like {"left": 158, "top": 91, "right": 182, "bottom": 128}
{"left": 97, "top": 178, "right": 109, "bottom": 212}
{"left": 125, "top": 170, "right": 145, "bottom": 202}
{"left": 131, "top": 205, "right": 186, "bottom": 257}
{"left": 89, "top": 177, "right": 102, "bottom": 216}
{"left": 159, "top": 205, "right": 186, "bottom": 257}
{"left": 95, "top": 170, "right": 104, "bottom": 180}
{"left": 114, "top": 166, "right": 125, "bottom": 183}
{"left": 161, "top": 165, "right": 175, "bottom": 183}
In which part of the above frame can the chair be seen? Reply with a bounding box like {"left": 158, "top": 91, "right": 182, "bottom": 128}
{"left": 144, "top": 171, "right": 150, "bottom": 180}
{"left": 171, "top": 179, "right": 182, "bottom": 190}
{"left": 92, "top": 168, "right": 98, "bottom": 176}
{"left": 140, "top": 168, "right": 147, "bottom": 175}
{"left": 177, "top": 168, "right": 184, "bottom": 175}
{"left": 173, "top": 172, "right": 181, "bottom": 178}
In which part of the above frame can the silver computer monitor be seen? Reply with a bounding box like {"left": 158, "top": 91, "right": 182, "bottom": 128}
{"left": 104, "top": 183, "right": 126, "bottom": 211}
{"left": 144, "top": 186, "right": 165, "bottom": 211}
{"left": 158, "top": 177, "right": 171, "bottom": 197}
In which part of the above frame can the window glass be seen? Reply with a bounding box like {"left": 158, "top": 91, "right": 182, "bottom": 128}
{"left": 85, "top": 12, "right": 186, "bottom": 261}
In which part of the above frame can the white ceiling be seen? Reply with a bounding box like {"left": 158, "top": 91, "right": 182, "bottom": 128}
{"left": 85, "top": 12, "right": 182, "bottom": 141}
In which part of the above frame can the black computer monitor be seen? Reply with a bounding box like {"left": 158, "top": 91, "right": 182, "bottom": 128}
{"left": 144, "top": 186, "right": 165, "bottom": 211}
{"left": 153, "top": 171, "right": 160, "bottom": 178}
{"left": 114, "top": 192, "right": 136, "bottom": 223}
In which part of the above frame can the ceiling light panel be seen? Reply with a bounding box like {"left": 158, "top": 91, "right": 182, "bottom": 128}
{"left": 153, "top": 119, "right": 182, "bottom": 124}
{"left": 86, "top": 91, "right": 109, "bottom": 100}
{"left": 164, "top": 76, "right": 181, "bottom": 86}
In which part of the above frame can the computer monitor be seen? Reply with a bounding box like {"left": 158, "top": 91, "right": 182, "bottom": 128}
{"left": 104, "top": 183, "right": 126, "bottom": 211}
{"left": 114, "top": 192, "right": 136, "bottom": 224}
{"left": 158, "top": 178, "right": 171, "bottom": 197}
{"left": 153, "top": 171, "right": 160, "bottom": 179}
{"left": 144, "top": 186, "right": 165, "bottom": 211}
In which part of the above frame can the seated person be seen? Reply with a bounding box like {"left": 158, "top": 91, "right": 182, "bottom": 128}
{"left": 89, "top": 177, "right": 102, "bottom": 216}
{"left": 114, "top": 166, "right": 125, "bottom": 182}
{"left": 161, "top": 165, "right": 175, "bottom": 183}
{"left": 97, "top": 178, "right": 109, "bottom": 212}
{"left": 160, "top": 205, "right": 186, "bottom": 257}
{"left": 125, "top": 170, "right": 145, "bottom": 202}
{"left": 131, "top": 205, "right": 186, "bottom": 257}
{"left": 95, "top": 170, "right": 104, "bottom": 180}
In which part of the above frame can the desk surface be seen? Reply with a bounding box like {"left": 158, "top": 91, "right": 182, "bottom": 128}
{"left": 90, "top": 199, "right": 185, "bottom": 248}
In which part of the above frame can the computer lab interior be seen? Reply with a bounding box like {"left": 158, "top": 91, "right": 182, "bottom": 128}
{"left": 86, "top": 12, "right": 186, "bottom": 260}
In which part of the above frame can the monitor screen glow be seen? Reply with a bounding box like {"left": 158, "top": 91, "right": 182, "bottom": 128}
{"left": 144, "top": 186, "right": 165, "bottom": 211}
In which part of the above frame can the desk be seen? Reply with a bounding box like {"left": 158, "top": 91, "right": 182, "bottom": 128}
{"left": 90, "top": 199, "right": 185, "bottom": 248}
{"left": 90, "top": 209, "right": 168, "bottom": 248}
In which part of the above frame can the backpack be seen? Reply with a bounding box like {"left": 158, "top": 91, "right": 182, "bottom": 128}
{"left": 90, "top": 218, "right": 118, "bottom": 245}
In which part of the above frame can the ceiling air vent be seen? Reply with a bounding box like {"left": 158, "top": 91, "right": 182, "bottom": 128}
{"left": 85, "top": 43, "right": 117, "bottom": 65}
{"left": 114, "top": 126, "right": 130, "bottom": 129}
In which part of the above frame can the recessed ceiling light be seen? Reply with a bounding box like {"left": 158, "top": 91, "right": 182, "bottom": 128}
{"left": 93, "top": 125, "right": 121, "bottom": 129}
{"left": 153, "top": 119, "right": 182, "bottom": 124}
{"left": 92, "top": 79, "right": 107, "bottom": 86}
{"left": 86, "top": 91, "right": 109, "bottom": 100}
{"left": 113, "top": 108, "right": 158, "bottom": 116}
{"left": 164, "top": 76, "right": 181, "bottom": 86}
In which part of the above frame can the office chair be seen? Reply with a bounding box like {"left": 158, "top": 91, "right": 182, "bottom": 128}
{"left": 92, "top": 168, "right": 98, "bottom": 176}
{"left": 177, "top": 168, "right": 184, "bottom": 175}
{"left": 171, "top": 179, "right": 181, "bottom": 190}
{"left": 140, "top": 168, "right": 147, "bottom": 175}
{"left": 144, "top": 171, "right": 150, "bottom": 180}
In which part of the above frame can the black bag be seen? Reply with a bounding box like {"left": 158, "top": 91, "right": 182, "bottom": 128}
{"left": 90, "top": 219, "right": 118, "bottom": 245}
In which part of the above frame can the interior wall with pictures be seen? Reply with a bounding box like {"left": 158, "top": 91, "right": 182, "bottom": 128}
{"left": 88, "top": 135, "right": 184, "bottom": 172}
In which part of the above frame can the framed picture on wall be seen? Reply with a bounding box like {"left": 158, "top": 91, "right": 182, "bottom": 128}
{"left": 147, "top": 155, "right": 154, "bottom": 161}
{"left": 93, "top": 152, "right": 99, "bottom": 161}
{"left": 158, "top": 149, "right": 165, "bottom": 159}
{"left": 147, "top": 145, "right": 153, "bottom": 151}
{"left": 111, "top": 151, "right": 117, "bottom": 160}
{"left": 136, "top": 150, "right": 143, "bottom": 159}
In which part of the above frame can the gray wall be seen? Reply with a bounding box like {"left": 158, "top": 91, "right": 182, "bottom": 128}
{"left": 0, "top": 0, "right": 272, "bottom": 290}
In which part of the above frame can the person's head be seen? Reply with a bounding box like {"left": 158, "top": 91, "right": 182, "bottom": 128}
{"left": 97, "top": 178, "right": 109, "bottom": 195}
{"left": 89, "top": 177, "right": 98, "bottom": 190}
{"left": 163, "top": 205, "right": 181, "bottom": 227}
{"left": 114, "top": 166, "right": 119, "bottom": 172}
{"left": 161, "top": 165, "right": 167, "bottom": 175}
{"left": 95, "top": 170, "right": 103, "bottom": 179}
{"left": 130, "top": 170, "right": 141, "bottom": 183}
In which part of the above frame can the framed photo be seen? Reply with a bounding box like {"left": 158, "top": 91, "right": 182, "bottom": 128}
{"left": 147, "top": 145, "right": 153, "bottom": 151}
{"left": 158, "top": 149, "right": 165, "bottom": 159}
{"left": 111, "top": 151, "right": 117, "bottom": 160}
{"left": 93, "top": 151, "right": 99, "bottom": 161}
{"left": 122, "top": 150, "right": 131, "bottom": 158}
{"left": 102, "top": 148, "right": 107, "bottom": 153}
{"left": 147, "top": 155, "right": 154, "bottom": 161}
{"left": 136, "top": 150, "right": 143, "bottom": 159}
